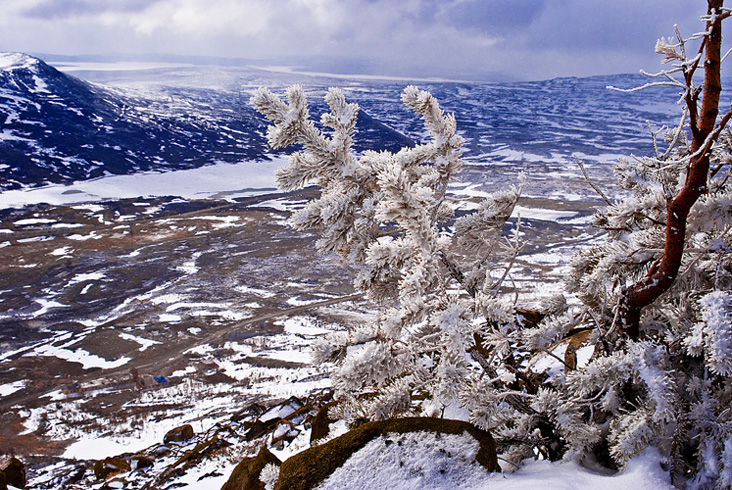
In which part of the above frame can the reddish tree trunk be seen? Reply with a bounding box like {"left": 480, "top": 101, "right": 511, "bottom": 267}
{"left": 619, "top": 0, "right": 726, "bottom": 338}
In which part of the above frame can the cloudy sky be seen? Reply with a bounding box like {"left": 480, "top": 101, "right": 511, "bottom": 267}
{"left": 0, "top": 0, "right": 718, "bottom": 81}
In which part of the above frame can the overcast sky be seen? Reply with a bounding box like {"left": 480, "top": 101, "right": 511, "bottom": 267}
{"left": 0, "top": 0, "right": 719, "bottom": 81}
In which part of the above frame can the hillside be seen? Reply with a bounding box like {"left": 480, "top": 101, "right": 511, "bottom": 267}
{"left": 0, "top": 53, "right": 413, "bottom": 191}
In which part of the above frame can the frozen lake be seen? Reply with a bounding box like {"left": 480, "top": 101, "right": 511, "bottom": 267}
{"left": 0, "top": 158, "right": 285, "bottom": 209}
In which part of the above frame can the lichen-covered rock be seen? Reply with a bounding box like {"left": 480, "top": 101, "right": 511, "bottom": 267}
{"left": 163, "top": 424, "right": 195, "bottom": 444}
{"left": 0, "top": 458, "right": 26, "bottom": 489}
{"left": 93, "top": 457, "right": 131, "bottom": 481}
{"left": 274, "top": 417, "right": 500, "bottom": 490}
{"left": 221, "top": 447, "right": 281, "bottom": 490}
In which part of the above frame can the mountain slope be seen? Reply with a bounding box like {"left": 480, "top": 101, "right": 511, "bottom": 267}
{"left": 0, "top": 53, "right": 275, "bottom": 191}
{"left": 0, "top": 53, "right": 414, "bottom": 191}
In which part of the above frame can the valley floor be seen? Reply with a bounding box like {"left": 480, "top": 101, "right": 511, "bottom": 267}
{"left": 0, "top": 161, "right": 630, "bottom": 488}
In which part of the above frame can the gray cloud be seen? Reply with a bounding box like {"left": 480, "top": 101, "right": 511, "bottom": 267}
{"left": 441, "top": 0, "right": 547, "bottom": 33}
{"left": 0, "top": 0, "right": 724, "bottom": 81}
{"left": 22, "top": 0, "right": 160, "bottom": 20}
{"left": 522, "top": 1, "right": 701, "bottom": 51}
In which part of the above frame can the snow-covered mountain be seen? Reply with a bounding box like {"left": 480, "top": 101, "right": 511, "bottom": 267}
{"left": 0, "top": 52, "right": 696, "bottom": 196}
{"left": 0, "top": 53, "right": 413, "bottom": 191}
{"left": 0, "top": 53, "right": 253, "bottom": 189}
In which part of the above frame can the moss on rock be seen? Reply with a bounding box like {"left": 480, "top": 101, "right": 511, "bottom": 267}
{"left": 221, "top": 447, "right": 281, "bottom": 490}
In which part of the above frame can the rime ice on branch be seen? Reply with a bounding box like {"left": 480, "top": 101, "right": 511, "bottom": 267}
{"left": 566, "top": 1, "right": 732, "bottom": 486}
{"left": 252, "top": 84, "right": 526, "bottom": 425}
{"left": 252, "top": 8, "right": 732, "bottom": 480}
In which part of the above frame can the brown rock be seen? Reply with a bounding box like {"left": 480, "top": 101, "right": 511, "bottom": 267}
{"left": 0, "top": 458, "right": 26, "bottom": 489}
{"left": 93, "top": 457, "right": 131, "bottom": 480}
{"left": 163, "top": 424, "right": 195, "bottom": 444}
{"left": 274, "top": 417, "right": 500, "bottom": 490}
{"left": 63, "top": 465, "right": 87, "bottom": 486}
{"left": 310, "top": 401, "right": 338, "bottom": 444}
{"left": 220, "top": 447, "right": 280, "bottom": 490}
{"left": 0, "top": 469, "right": 7, "bottom": 490}
{"left": 245, "top": 418, "right": 279, "bottom": 441}
{"left": 130, "top": 454, "right": 154, "bottom": 470}
{"left": 151, "top": 445, "right": 171, "bottom": 457}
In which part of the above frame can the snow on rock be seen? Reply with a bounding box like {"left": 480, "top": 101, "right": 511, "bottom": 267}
{"left": 315, "top": 443, "right": 675, "bottom": 490}
{"left": 316, "top": 431, "right": 489, "bottom": 490}
{"left": 261, "top": 398, "right": 302, "bottom": 422}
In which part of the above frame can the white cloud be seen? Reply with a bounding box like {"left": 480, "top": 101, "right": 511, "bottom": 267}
{"left": 0, "top": 0, "right": 722, "bottom": 81}
{"left": 126, "top": 0, "right": 274, "bottom": 36}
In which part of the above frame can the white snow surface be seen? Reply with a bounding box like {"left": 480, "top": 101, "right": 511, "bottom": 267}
{"left": 512, "top": 205, "right": 579, "bottom": 221}
{"left": 0, "top": 380, "right": 26, "bottom": 397}
{"left": 30, "top": 343, "right": 130, "bottom": 370}
{"left": 0, "top": 52, "right": 38, "bottom": 70}
{"left": 316, "top": 440, "right": 675, "bottom": 490}
{"left": 0, "top": 159, "right": 285, "bottom": 208}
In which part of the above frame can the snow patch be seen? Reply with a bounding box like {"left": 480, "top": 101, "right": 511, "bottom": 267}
{"left": 30, "top": 344, "right": 130, "bottom": 370}
{"left": 0, "top": 159, "right": 285, "bottom": 208}
{"left": 0, "top": 380, "right": 26, "bottom": 397}
{"left": 119, "top": 332, "right": 161, "bottom": 351}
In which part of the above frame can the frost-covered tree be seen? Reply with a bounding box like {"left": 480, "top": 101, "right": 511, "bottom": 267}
{"left": 556, "top": 1, "right": 732, "bottom": 485}
{"left": 613, "top": 0, "right": 732, "bottom": 338}
{"left": 251, "top": 1, "right": 732, "bottom": 485}
{"left": 252, "top": 84, "right": 525, "bottom": 422}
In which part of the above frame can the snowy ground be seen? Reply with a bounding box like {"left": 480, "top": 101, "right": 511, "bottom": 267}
{"left": 0, "top": 158, "right": 284, "bottom": 208}
{"left": 316, "top": 444, "right": 675, "bottom": 490}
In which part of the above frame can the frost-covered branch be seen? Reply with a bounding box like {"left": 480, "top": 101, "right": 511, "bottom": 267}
{"left": 252, "top": 85, "right": 524, "bottom": 426}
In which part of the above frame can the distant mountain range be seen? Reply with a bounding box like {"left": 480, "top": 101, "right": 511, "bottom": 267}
{"left": 2, "top": 52, "right": 711, "bottom": 194}
{"left": 0, "top": 53, "right": 413, "bottom": 191}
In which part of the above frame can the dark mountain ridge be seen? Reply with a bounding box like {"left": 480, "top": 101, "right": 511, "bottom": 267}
{"left": 0, "top": 53, "right": 413, "bottom": 192}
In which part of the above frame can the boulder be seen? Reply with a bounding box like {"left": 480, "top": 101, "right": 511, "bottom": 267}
{"left": 230, "top": 401, "right": 266, "bottom": 422}
{"left": 0, "top": 469, "right": 7, "bottom": 490}
{"left": 310, "top": 401, "right": 338, "bottom": 443}
{"left": 61, "top": 465, "right": 87, "bottom": 486}
{"left": 274, "top": 417, "right": 500, "bottom": 490}
{"left": 0, "top": 458, "right": 26, "bottom": 489}
{"left": 156, "top": 436, "right": 233, "bottom": 483}
{"left": 172, "top": 436, "right": 231, "bottom": 469}
{"left": 163, "top": 424, "right": 195, "bottom": 444}
{"left": 245, "top": 419, "right": 279, "bottom": 441}
{"left": 151, "top": 445, "right": 171, "bottom": 458}
{"left": 221, "top": 447, "right": 280, "bottom": 490}
{"left": 93, "top": 457, "right": 131, "bottom": 480}
{"left": 130, "top": 454, "right": 154, "bottom": 470}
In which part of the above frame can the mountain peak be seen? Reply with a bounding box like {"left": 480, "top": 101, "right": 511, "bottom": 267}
{"left": 0, "top": 52, "right": 42, "bottom": 71}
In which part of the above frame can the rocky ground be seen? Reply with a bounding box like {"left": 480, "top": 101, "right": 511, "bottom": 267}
{"left": 0, "top": 182, "right": 603, "bottom": 488}
{"left": 0, "top": 189, "right": 361, "bottom": 462}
